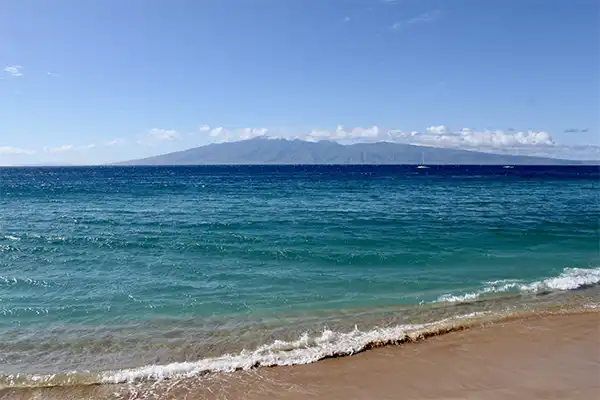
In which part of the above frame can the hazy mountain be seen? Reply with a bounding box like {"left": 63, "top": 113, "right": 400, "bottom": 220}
{"left": 118, "top": 138, "right": 585, "bottom": 165}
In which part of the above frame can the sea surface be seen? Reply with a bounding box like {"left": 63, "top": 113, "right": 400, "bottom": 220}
{"left": 0, "top": 165, "right": 599, "bottom": 390}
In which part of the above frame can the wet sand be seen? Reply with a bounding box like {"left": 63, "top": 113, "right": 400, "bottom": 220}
{"left": 3, "top": 311, "right": 599, "bottom": 399}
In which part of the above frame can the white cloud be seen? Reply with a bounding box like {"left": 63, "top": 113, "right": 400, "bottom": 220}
{"left": 343, "top": 16, "right": 351, "bottom": 22}
{"left": 239, "top": 127, "right": 269, "bottom": 140}
{"left": 45, "top": 145, "right": 74, "bottom": 153}
{"left": 195, "top": 124, "right": 566, "bottom": 154}
{"left": 457, "top": 129, "right": 554, "bottom": 148}
{"left": 302, "top": 126, "right": 556, "bottom": 150}
{"left": 4, "top": 65, "right": 23, "bottom": 77}
{"left": 208, "top": 127, "right": 224, "bottom": 137}
{"left": 81, "top": 144, "right": 97, "bottom": 150}
{"left": 274, "top": 125, "right": 600, "bottom": 158}
{"left": 0, "top": 146, "right": 35, "bottom": 155}
{"left": 305, "top": 125, "right": 381, "bottom": 142}
{"left": 199, "top": 124, "right": 211, "bottom": 132}
{"left": 266, "top": 125, "right": 571, "bottom": 155}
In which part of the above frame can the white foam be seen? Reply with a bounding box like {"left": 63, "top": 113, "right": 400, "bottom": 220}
{"left": 101, "top": 312, "right": 487, "bottom": 384}
{"left": 436, "top": 267, "right": 600, "bottom": 303}
{"left": 0, "top": 276, "right": 18, "bottom": 284}
{"left": 1, "top": 371, "right": 90, "bottom": 390}
{"left": 0, "top": 276, "right": 49, "bottom": 287}
{"left": 521, "top": 267, "right": 600, "bottom": 291}
{"left": 436, "top": 292, "right": 480, "bottom": 303}
{"left": 2, "top": 235, "right": 20, "bottom": 241}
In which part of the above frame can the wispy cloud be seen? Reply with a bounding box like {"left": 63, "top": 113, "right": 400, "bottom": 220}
{"left": 0, "top": 146, "right": 36, "bottom": 155}
{"left": 343, "top": 16, "right": 351, "bottom": 23}
{"left": 45, "top": 145, "right": 74, "bottom": 153}
{"left": 137, "top": 129, "right": 181, "bottom": 145}
{"left": 18, "top": 142, "right": 114, "bottom": 156}
{"left": 564, "top": 128, "right": 589, "bottom": 133}
{"left": 4, "top": 65, "right": 23, "bottom": 77}
{"left": 105, "top": 138, "right": 125, "bottom": 146}
{"left": 148, "top": 128, "right": 181, "bottom": 141}
{"left": 391, "top": 10, "right": 442, "bottom": 30}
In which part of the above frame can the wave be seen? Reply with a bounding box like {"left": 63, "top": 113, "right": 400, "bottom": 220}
{"left": 436, "top": 267, "right": 600, "bottom": 303}
{"left": 0, "top": 276, "right": 51, "bottom": 288}
{"left": 3, "top": 268, "right": 599, "bottom": 390}
{"left": 0, "top": 311, "right": 489, "bottom": 389}
{"left": 1, "top": 235, "right": 20, "bottom": 241}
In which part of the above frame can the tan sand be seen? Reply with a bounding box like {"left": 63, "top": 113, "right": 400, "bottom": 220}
{"left": 2, "top": 311, "right": 599, "bottom": 400}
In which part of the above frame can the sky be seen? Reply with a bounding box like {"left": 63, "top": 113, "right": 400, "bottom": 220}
{"left": 1, "top": 0, "right": 598, "bottom": 165}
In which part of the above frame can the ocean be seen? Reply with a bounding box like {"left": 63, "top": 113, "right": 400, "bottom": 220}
{"left": 0, "top": 165, "right": 599, "bottom": 391}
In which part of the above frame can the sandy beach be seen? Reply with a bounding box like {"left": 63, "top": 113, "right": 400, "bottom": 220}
{"left": 3, "top": 310, "right": 598, "bottom": 400}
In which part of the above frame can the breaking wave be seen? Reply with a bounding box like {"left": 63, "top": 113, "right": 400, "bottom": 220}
{"left": 437, "top": 267, "right": 600, "bottom": 303}
{"left": 1, "top": 312, "right": 489, "bottom": 389}
{"left": 3, "top": 268, "right": 599, "bottom": 390}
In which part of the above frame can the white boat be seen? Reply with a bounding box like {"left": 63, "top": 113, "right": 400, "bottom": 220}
{"left": 417, "top": 152, "right": 428, "bottom": 169}
{"left": 503, "top": 165, "right": 514, "bottom": 169}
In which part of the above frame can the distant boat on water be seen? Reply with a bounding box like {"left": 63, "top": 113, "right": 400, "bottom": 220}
{"left": 503, "top": 149, "right": 519, "bottom": 168}
{"left": 417, "top": 152, "right": 429, "bottom": 169}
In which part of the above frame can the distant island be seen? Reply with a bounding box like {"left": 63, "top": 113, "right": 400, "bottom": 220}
{"left": 117, "top": 137, "right": 594, "bottom": 166}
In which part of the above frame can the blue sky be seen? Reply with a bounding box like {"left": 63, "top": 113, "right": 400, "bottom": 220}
{"left": 1, "top": 0, "right": 598, "bottom": 165}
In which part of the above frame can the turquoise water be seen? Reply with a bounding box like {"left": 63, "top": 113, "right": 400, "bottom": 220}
{"left": 0, "top": 165, "right": 599, "bottom": 386}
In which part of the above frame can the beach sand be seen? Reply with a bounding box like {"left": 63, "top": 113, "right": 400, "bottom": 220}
{"left": 3, "top": 311, "right": 599, "bottom": 400}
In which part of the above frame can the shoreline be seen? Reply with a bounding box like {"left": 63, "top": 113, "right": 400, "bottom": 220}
{"left": 250, "top": 310, "right": 600, "bottom": 400}
{"left": 2, "top": 309, "right": 599, "bottom": 399}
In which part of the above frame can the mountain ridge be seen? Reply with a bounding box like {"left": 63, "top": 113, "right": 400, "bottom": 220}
{"left": 117, "top": 137, "right": 589, "bottom": 166}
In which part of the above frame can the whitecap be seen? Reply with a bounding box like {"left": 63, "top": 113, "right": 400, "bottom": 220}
{"left": 2, "top": 235, "right": 20, "bottom": 241}
{"left": 436, "top": 267, "right": 600, "bottom": 304}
